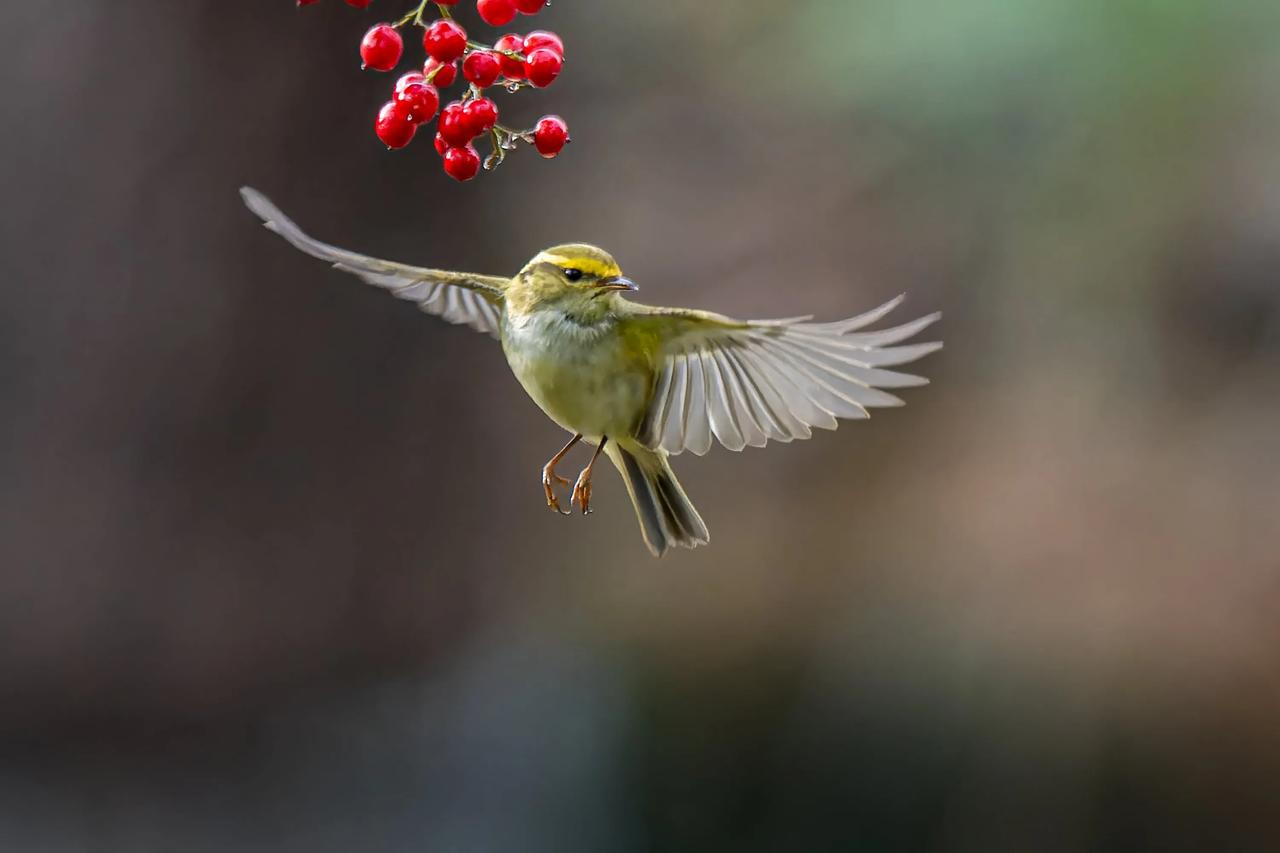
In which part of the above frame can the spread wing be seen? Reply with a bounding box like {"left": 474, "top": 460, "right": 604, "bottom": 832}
{"left": 241, "top": 187, "right": 507, "bottom": 337}
{"left": 633, "top": 297, "right": 941, "bottom": 455}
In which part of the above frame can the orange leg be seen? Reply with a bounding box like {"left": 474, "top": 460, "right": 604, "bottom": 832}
{"left": 572, "top": 437, "right": 608, "bottom": 515}
{"left": 542, "top": 434, "right": 582, "bottom": 515}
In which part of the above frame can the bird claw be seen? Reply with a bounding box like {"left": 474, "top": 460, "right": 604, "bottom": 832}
{"left": 572, "top": 471, "right": 593, "bottom": 515}
{"left": 540, "top": 435, "right": 599, "bottom": 517}
{"left": 542, "top": 468, "right": 572, "bottom": 515}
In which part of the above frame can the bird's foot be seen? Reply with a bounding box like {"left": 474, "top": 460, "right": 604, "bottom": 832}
{"left": 542, "top": 466, "right": 572, "bottom": 516}
{"left": 571, "top": 470, "right": 594, "bottom": 515}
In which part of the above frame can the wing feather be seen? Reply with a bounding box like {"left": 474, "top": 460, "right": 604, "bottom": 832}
{"left": 768, "top": 338, "right": 905, "bottom": 408}
{"left": 700, "top": 349, "right": 746, "bottom": 451}
{"left": 684, "top": 350, "right": 714, "bottom": 456}
{"left": 714, "top": 349, "right": 769, "bottom": 448}
{"left": 635, "top": 297, "right": 940, "bottom": 454}
{"left": 242, "top": 187, "right": 507, "bottom": 338}
{"left": 732, "top": 348, "right": 814, "bottom": 441}
{"left": 792, "top": 312, "right": 941, "bottom": 349}
{"left": 775, "top": 335, "right": 931, "bottom": 387}
{"left": 640, "top": 358, "right": 675, "bottom": 447}
{"left": 739, "top": 345, "right": 839, "bottom": 431}
{"left": 766, "top": 342, "right": 872, "bottom": 420}
{"left": 723, "top": 347, "right": 804, "bottom": 442}
{"left": 660, "top": 353, "right": 690, "bottom": 453}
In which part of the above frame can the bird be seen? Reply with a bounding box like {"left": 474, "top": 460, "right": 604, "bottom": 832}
{"left": 240, "top": 187, "right": 941, "bottom": 557}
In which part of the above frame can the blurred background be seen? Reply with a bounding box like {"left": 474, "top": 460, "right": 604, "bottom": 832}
{"left": 3, "top": 0, "right": 1280, "bottom": 849}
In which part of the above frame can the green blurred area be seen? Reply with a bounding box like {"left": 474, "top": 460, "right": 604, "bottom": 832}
{"left": 1, "top": 1, "right": 1278, "bottom": 850}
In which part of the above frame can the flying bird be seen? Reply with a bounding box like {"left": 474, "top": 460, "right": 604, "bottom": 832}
{"left": 241, "top": 187, "right": 941, "bottom": 556}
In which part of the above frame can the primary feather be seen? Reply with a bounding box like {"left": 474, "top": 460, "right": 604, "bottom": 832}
{"left": 240, "top": 187, "right": 507, "bottom": 336}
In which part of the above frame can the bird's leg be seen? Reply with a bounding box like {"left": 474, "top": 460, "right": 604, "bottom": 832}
{"left": 572, "top": 437, "right": 608, "bottom": 516}
{"left": 542, "top": 434, "right": 582, "bottom": 516}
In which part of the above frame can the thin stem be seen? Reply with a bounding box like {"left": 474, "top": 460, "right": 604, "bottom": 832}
{"left": 393, "top": 0, "right": 431, "bottom": 28}
{"left": 495, "top": 123, "right": 535, "bottom": 142}
{"left": 467, "top": 40, "right": 525, "bottom": 62}
{"left": 484, "top": 127, "right": 504, "bottom": 171}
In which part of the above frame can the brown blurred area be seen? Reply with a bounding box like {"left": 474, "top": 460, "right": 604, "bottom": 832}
{"left": 3, "top": 0, "right": 1280, "bottom": 850}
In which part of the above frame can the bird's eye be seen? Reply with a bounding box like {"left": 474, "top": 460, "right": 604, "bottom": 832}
{"left": 562, "top": 268, "right": 584, "bottom": 282}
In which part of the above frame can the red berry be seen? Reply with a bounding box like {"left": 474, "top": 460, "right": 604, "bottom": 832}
{"left": 444, "top": 145, "right": 482, "bottom": 182}
{"left": 394, "top": 71, "right": 424, "bottom": 93}
{"left": 533, "top": 115, "right": 569, "bottom": 158}
{"left": 477, "top": 0, "right": 517, "bottom": 27}
{"left": 494, "top": 34, "right": 526, "bottom": 79}
{"left": 463, "top": 97, "right": 499, "bottom": 135}
{"left": 523, "top": 30, "right": 563, "bottom": 57}
{"left": 375, "top": 101, "right": 416, "bottom": 149}
{"left": 424, "top": 58, "right": 458, "bottom": 87}
{"left": 345, "top": 0, "right": 373, "bottom": 7}
{"left": 515, "top": 0, "right": 545, "bottom": 13}
{"left": 438, "top": 101, "right": 473, "bottom": 147}
{"left": 360, "top": 24, "right": 403, "bottom": 72}
{"left": 524, "top": 47, "right": 562, "bottom": 88}
{"left": 297, "top": 0, "right": 322, "bottom": 6}
{"left": 423, "top": 19, "right": 467, "bottom": 63}
{"left": 395, "top": 82, "right": 439, "bottom": 124}
{"left": 434, "top": 132, "right": 448, "bottom": 156}
{"left": 463, "top": 51, "right": 502, "bottom": 88}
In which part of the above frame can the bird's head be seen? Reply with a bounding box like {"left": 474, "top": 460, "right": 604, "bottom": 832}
{"left": 510, "top": 243, "right": 638, "bottom": 317}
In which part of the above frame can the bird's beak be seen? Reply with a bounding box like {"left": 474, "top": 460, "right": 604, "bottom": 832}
{"left": 596, "top": 275, "right": 638, "bottom": 293}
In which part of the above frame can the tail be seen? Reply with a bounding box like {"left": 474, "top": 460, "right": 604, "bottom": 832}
{"left": 605, "top": 441, "right": 709, "bottom": 557}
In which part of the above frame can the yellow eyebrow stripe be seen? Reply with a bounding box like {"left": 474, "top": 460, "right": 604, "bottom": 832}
{"left": 538, "top": 254, "right": 621, "bottom": 279}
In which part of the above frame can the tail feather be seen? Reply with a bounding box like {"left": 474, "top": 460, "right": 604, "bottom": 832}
{"left": 606, "top": 442, "right": 709, "bottom": 557}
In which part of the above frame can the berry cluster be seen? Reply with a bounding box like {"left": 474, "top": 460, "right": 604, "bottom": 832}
{"left": 301, "top": 0, "right": 571, "bottom": 182}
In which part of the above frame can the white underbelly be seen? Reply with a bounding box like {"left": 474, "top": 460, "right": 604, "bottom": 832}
{"left": 502, "top": 312, "right": 649, "bottom": 438}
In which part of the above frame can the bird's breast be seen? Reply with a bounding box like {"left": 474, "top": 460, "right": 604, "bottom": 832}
{"left": 501, "top": 309, "right": 652, "bottom": 438}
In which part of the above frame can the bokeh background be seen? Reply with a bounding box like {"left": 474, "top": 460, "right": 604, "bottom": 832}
{"left": 3, "top": 0, "right": 1280, "bottom": 849}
